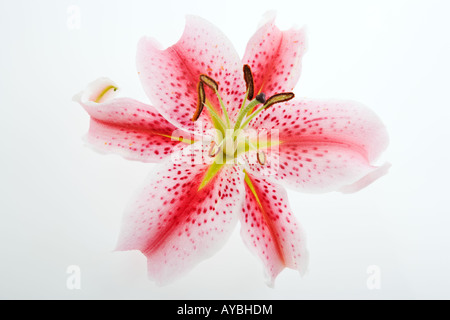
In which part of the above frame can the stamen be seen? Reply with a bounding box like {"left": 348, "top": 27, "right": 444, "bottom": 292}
{"left": 233, "top": 98, "right": 264, "bottom": 131}
{"left": 238, "top": 92, "right": 295, "bottom": 129}
{"left": 257, "top": 150, "right": 266, "bottom": 165}
{"left": 264, "top": 92, "right": 295, "bottom": 109}
{"left": 200, "top": 74, "right": 231, "bottom": 128}
{"left": 243, "top": 64, "right": 254, "bottom": 100}
{"left": 192, "top": 81, "right": 205, "bottom": 121}
{"left": 208, "top": 141, "right": 221, "bottom": 157}
{"left": 200, "top": 74, "right": 219, "bottom": 91}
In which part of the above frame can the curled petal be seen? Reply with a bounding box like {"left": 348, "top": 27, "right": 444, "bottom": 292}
{"left": 340, "top": 162, "right": 391, "bottom": 194}
{"left": 240, "top": 173, "right": 308, "bottom": 286}
{"left": 137, "top": 16, "right": 245, "bottom": 135}
{"left": 74, "top": 78, "right": 195, "bottom": 163}
{"left": 116, "top": 144, "right": 245, "bottom": 285}
{"left": 247, "top": 99, "right": 389, "bottom": 193}
{"left": 243, "top": 12, "right": 307, "bottom": 97}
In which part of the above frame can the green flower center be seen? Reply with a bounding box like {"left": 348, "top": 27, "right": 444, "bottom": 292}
{"left": 193, "top": 65, "right": 294, "bottom": 190}
{"left": 193, "top": 66, "right": 294, "bottom": 162}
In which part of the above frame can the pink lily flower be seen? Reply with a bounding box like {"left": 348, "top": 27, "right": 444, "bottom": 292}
{"left": 75, "top": 14, "right": 389, "bottom": 286}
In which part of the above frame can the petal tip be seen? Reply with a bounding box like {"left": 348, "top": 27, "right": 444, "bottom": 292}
{"left": 340, "top": 162, "right": 392, "bottom": 194}
{"left": 137, "top": 36, "right": 162, "bottom": 52}
{"left": 183, "top": 15, "right": 216, "bottom": 37}
{"left": 72, "top": 91, "right": 82, "bottom": 103}
{"left": 257, "top": 10, "right": 277, "bottom": 29}
{"left": 298, "top": 25, "right": 309, "bottom": 52}
{"left": 262, "top": 268, "right": 278, "bottom": 288}
{"left": 298, "top": 249, "right": 310, "bottom": 277}
{"left": 264, "top": 277, "right": 276, "bottom": 289}
{"left": 76, "top": 77, "right": 119, "bottom": 105}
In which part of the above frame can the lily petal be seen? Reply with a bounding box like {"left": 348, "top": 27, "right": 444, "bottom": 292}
{"left": 339, "top": 162, "right": 391, "bottom": 194}
{"left": 240, "top": 172, "right": 308, "bottom": 286}
{"left": 116, "top": 144, "right": 245, "bottom": 285}
{"left": 137, "top": 16, "right": 245, "bottom": 134}
{"left": 74, "top": 78, "right": 195, "bottom": 163}
{"left": 246, "top": 99, "right": 389, "bottom": 193}
{"left": 243, "top": 12, "right": 307, "bottom": 96}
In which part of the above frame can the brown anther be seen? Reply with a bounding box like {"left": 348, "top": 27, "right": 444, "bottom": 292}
{"left": 208, "top": 141, "right": 221, "bottom": 157}
{"left": 199, "top": 74, "right": 219, "bottom": 91}
{"left": 264, "top": 92, "right": 295, "bottom": 109}
{"left": 192, "top": 81, "right": 205, "bottom": 121}
{"left": 243, "top": 64, "right": 255, "bottom": 100}
{"left": 257, "top": 150, "right": 266, "bottom": 165}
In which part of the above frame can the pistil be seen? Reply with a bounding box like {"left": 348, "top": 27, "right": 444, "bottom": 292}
{"left": 200, "top": 74, "right": 231, "bottom": 128}
{"left": 233, "top": 96, "right": 265, "bottom": 131}
{"left": 192, "top": 65, "right": 294, "bottom": 167}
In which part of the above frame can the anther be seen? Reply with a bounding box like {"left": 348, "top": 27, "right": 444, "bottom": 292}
{"left": 255, "top": 93, "right": 266, "bottom": 104}
{"left": 199, "top": 74, "right": 219, "bottom": 91}
{"left": 264, "top": 92, "right": 295, "bottom": 109}
{"left": 192, "top": 81, "right": 205, "bottom": 121}
{"left": 257, "top": 150, "right": 266, "bottom": 165}
{"left": 243, "top": 64, "right": 255, "bottom": 100}
{"left": 208, "top": 141, "right": 221, "bottom": 157}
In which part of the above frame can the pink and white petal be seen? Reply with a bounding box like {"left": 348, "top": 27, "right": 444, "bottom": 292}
{"left": 246, "top": 99, "right": 389, "bottom": 193}
{"left": 246, "top": 144, "right": 384, "bottom": 193}
{"left": 137, "top": 16, "right": 245, "bottom": 134}
{"left": 243, "top": 12, "right": 307, "bottom": 97}
{"left": 339, "top": 162, "right": 391, "bottom": 194}
{"left": 240, "top": 173, "right": 308, "bottom": 286}
{"left": 116, "top": 144, "right": 245, "bottom": 285}
{"left": 74, "top": 78, "right": 195, "bottom": 163}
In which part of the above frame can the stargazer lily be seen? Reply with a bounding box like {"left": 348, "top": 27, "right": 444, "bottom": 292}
{"left": 74, "top": 13, "right": 389, "bottom": 286}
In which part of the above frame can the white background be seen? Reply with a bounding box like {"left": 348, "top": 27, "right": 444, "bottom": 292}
{"left": 1, "top": 0, "right": 449, "bottom": 299}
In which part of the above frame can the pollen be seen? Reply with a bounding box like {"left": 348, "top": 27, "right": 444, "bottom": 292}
{"left": 200, "top": 74, "right": 219, "bottom": 91}
{"left": 243, "top": 64, "right": 255, "bottom": 100}
{"left": 192, "top": 81, "right": 205, "bottom": 121}
{"left": 264, "top": 92, "right": 295, "bottom": 109}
